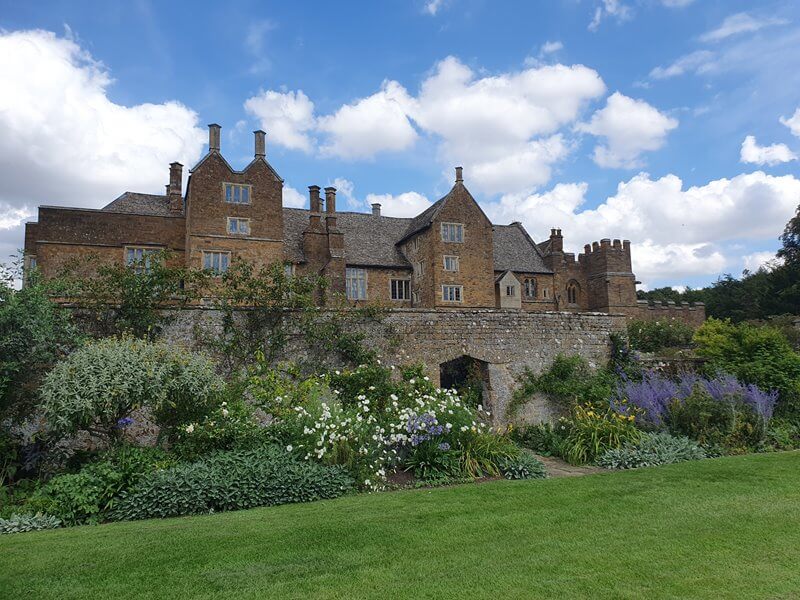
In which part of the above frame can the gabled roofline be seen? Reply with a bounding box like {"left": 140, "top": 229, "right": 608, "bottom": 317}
{"left": 189, "top": 151, "right": 284, "bottom": 182}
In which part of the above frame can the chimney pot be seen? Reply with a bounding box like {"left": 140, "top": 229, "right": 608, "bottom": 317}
{"left": 455, "top": 166, "right": 463, "bottom": 182}
{"left": 308, "top": 185, "right": 321, "bottom": 213}
{"left": 254, "top": 130, "right": 266, "bottom": 157}
{"left": 324, "top": 187, "right": 337, "bottom": 213}
{"left": 208, "top": 123, "right": 221, "bottom": 152}
{"left": 371, "top": 203, "right": 381, "bottom": 217}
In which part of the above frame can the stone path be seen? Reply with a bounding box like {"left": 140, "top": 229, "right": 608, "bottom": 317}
{"left": 534, "top": 454, "right": 605, "bottom": 478}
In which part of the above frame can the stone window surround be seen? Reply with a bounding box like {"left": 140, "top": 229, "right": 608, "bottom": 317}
{"left": 223, "top": 182, "right": 252, "bottom": 205}
{"left": 346, "top": 267, "right": 367, "bottom": 300}
{"left": 443, "top": 255, "right": 460, "bottom": 272}
{"left": 226, "top": 216, "right": 251, "bottom": 235}
{"left": 124, "top": 245, "right": 161, "bottom": 273}
{"left": 440, "top": 222, "right": 464, "bottom": 243}
{"left": 441, "top": 284, "right": 463, "bottom": 303}
{"left": 202, "top": 250, "right": 231, "bottom": 275}
{"left": 567, "top": 280, "right": 580, "bottom": 305}
{"left": 390, "top": 278, "right": 411, "bottom": 301}
{"left": 524, "top": 277, "right": 537, "bottom": 299}
{"left": 506, "top": 285, "right": 516, "bottom": 297}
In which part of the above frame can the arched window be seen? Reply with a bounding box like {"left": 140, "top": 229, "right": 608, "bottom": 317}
{"left": 524, "top": 277, "right": 537, "bottom": 298}
{"left": 566, "top": 280, "right": 579, "bottom": 305}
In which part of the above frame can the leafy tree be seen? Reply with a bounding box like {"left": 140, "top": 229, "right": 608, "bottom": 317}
{"left": 0, "top": 259, "right": 81, "bottom": 419}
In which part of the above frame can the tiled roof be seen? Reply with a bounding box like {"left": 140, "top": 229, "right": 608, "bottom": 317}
{"left": 100, "top": 193, "right": 552, "bottom": 273}
{"left": 103, "top": 192, "right": 174, "bottom": 216}
{"left": 283, "top": 208, "right": 413, "bottom": 268}
{"left": 493, "top": 223, "right": 552, "bottom": 273}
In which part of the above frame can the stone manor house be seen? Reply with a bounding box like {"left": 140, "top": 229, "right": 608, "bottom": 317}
{"left": 23, "top": 125, "right": 703, "bottom": 324}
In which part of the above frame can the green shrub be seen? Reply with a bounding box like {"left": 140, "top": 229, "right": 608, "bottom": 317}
{"left": 627, "top": 319, "right": 694, "bottom": 353}
{"left": 39, "top": 337, "right": 224, "bottom": 442}
{"left": 458, "top": 433, "right": 518, "bottom": 478}
{"left": 761, "top": 418, "right": 800, "bottom": 451}
{"left": 170, "top": 398, "right": 268, "bottom": 461}
{"left": 404, "top": 446, "right": 463, "bottom": 481}
{"left": 667, "top": 384, "right": 766, "bottom": 452}
{"left": 0, "top": 513, "right": 62, "bottom": 534}
{"left": 108, "top": 447, "right": 354, "bottom": 521}
{"left": 596, "top": 432, "right": 707, "bottom": 469}
{"left": 499, "top": 451, "right": 548, "bottom": 480}
{"left": 510, "top": 422, "right": 568, "bottom": 457}
{"left": 512, "top": 355, "right": 614, "bottom": 414}
{"left": 694, "top": 318, "right": 800, "bottom": 417}
{"left": 26, "top": 446, "right": 172, "bottom": 525}
{"left": 561, "top": 403, "right": 641, "bottom": 465}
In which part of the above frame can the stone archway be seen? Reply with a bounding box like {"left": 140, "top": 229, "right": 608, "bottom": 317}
{"left": 439, "top": 355, "right": 491, "bottom": 409}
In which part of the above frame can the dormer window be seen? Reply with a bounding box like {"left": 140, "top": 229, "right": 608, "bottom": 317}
{"left": 227, "top": 217, "right": 250, "bottom": 235}
{"left": 224, "top": 183, "right": 251, "bottom": 204}
{"left": 441, "top": 222, "right": 464, "bottom": 243}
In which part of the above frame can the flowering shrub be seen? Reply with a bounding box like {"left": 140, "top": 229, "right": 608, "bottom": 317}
{"left": 561, "top": 402, "right": 641, "bottom": 465}
{"left": 596, "top": 432, "right": 707, "bottom": 470}
{"left": 39, "top": 337, "right": 224, "bottom": 442}
{"left": 615, "top": 371, "right": 777, "bottom": 428}
{"left": 171, "top": 398, "right": 268, "bottom": 461}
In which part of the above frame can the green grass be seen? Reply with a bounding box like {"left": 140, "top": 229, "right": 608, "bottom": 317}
{"left": 2, "top": 452, "right": 800, "bottom": 599}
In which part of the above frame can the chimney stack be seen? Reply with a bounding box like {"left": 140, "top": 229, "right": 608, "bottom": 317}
{"left": 371, "top": 203, "right": 381, "bottom": 217}
{"left": 208, "top": 123, "right": 221, "bottom": 153}
{"left": 254, "top": 130, "right": 266, "bottom": 158}
{"left": 324, "top": 187, "right": 337, "bottom": 230}
{"left": 550, "top": 227, "right": 563, "bottom": 253}
{"left": 455, "top": 166, "right": 463, "bottom": 183}
{"left": 308, "top": 185, "right": 323, "bottom": 230}
{"left": 168, "top": 162, "right": 183, "bottom": 214}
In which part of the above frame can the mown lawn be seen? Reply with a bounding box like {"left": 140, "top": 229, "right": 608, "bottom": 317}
{"left": 2, "top": 452, "right": 799, "bottom": 600}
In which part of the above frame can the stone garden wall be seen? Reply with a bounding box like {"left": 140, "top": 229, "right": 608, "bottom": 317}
{"left": 161, "top": 308, "right": 626, "bottom": 426}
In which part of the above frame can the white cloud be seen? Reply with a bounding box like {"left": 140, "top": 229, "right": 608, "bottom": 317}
{"left": 316, "top": 81, "right": 418, "bottom": 160}
{"left": 699, "top": 12, "right": 788, "bottom": 43}
{"left": 423, "top": 0, "right": 446, "bottom": 16}
{"left": 576, "top": 92, "right": 678, "bottom": 168}
{"left": 740, "top": 135, "right": 796, "bottom": 166}
{"left": 244, "top": 56, "right": 605, "bottom": 194}
{"left": 588, "top": 0, "right": 632, "bottom": 31}
{"left": 365, "top": 191, "right": 432, "bottom": 218}
{"left": 649, "top": 50, "right": 715, "bottom": 80}
{"left": 0, "top": 29, "right": 205, "bottom": 233}
{"left": 780, "top": 108, "right": 800, "bottom": 137}
{"left": 244, "top": 90, "right": 316, "bottom": 152}
{"left": 282, "top": 186, "right": 307, "bottom": 209}
{"left": 742, "top": 251, "right": 781, "bottom": 273}
{"left": 484, "top": 171, "right": 800, "bottom": 284}
{"left": 540, "top": 41, "right": 563, "bottom": 55}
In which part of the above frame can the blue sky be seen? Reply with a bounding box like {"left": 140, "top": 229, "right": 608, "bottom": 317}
{"left": 1, "top": 0, "right": 799, "bottom": 288}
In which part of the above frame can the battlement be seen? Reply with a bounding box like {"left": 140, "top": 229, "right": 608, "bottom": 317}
{"left": 634, "top": 299, "right": 706, "bottom": 328}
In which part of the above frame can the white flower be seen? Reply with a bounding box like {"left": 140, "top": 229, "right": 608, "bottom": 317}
{"left": 364, "top": 479, "right": 371, "bottom": 486}
{"left": 424, "top": 376, "right": 430, "bottom": 381}
{"left": 286, "top": 445, "right": 293, "bottom": 452}
{"left": 368, "top": 386, "right": 376, "bottom": 391}
{"left": 409, "top": 379, "right": 416, "bottom": 384}
{"left": 390, "top": 394, "right": 398, "bottom": 401}
{"left": 335, "top": 370, "right": 341, "bottom": 375}
{"left": 185, "top": 424, "right": 195, "bottom": 434}
{"left": 221, "top": 408, "right": 229, "bottom": 417}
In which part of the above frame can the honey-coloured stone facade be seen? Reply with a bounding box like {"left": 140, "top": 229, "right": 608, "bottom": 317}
{"left": 23, "top": 123, "right": 704, "bottom": 327}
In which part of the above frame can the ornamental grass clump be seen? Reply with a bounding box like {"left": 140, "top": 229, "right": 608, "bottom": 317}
{"left": 561, "top": 402, "right": 641, "bottom": 465}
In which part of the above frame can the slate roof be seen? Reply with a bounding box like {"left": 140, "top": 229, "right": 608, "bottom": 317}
{"left": 99, "top": 193, "right": 552, "bottom": 273}
{"left": 103, "top": 192, "right": 174, "bottom": 216}
{"left": 493, "top": 224, "right": 551, "bottom": 273}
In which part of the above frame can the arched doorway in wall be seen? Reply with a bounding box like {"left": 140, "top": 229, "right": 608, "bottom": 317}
{"left": 439, "top": 356, "right": 490, "bottom": 409}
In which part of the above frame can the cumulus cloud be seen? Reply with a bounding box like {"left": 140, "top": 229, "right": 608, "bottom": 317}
{"left": 317, "top": 81, "right": 418, "bottom": 160}
{"left": 282, "top": 186, "right": 307, "bottom": 208}
{"left": 742, "top": 251, "right": 781, "bottom": 273}
{"left": 0, "top": 29, "right": 206, "bottom": 237}
{"left": 740, "top": 135, "right": 796, "bottom": 166}
{"left": 576, "top": 92, "right": 678, "bottom": 168}
{"left": 365, "top": 191, "right": 432, "bottom": 218}
{"left": 244, "top": 90, "right": 316, "bottom": 152}
{"left": 423, "top": 0, "right": 446, "bottom": 16}
{"left": 700, "top": 12, "right": 788, "bottom": 43}
{"left": 781, "top": 108, "right": 800, "bottom": 137}
{"left": 245, "top": 56, "right": 605, "bottom": 194}
{"left": 484, "top": 171, "right": 800, "bottom": 284}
